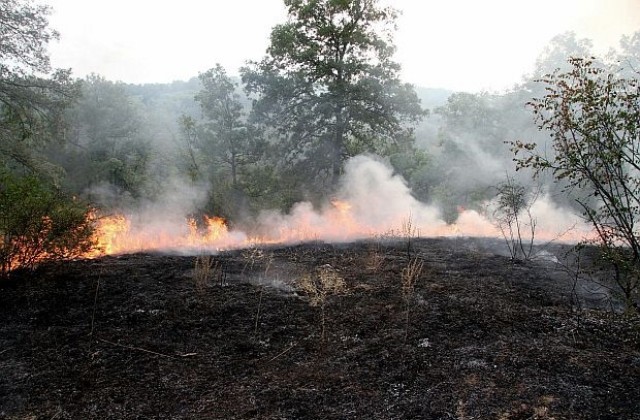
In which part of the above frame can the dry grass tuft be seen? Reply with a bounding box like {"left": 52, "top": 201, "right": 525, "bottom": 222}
{"left": 401, "top": 257, "right": 424, "bottom": 341}
{"left": 194, "top": 254, "right": 213, "bottom": 292}
{"left": 298, "top": 264, "right": 346, "bottom": 342}
{"left": 242, "top": 246, "right": 273, "bottom": 275}
{"left": 194, "top": 254, "right": 225, "bottom": 290}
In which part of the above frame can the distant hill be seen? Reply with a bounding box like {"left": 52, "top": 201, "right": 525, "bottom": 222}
{"left": 123, "top": 77, "right": 452, "bottom": 116}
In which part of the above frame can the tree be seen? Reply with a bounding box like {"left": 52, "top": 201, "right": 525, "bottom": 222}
{"left": 512, "top": 57, "right": 640, "bottom": 308}
{"left": 0, "top": 0, "right": 96, "bottom": 274}
{"left": 491, "top": 176, "right": 538, "bottom": 262}
{"left": 178, "top": 65, "right": 265, "bottom": 216}
{"left": 531, "top": 32, "right": 594, "bottom": 80}
{"left": 0, "top": 0, "right": 80, "bottom": 174}
{"left": 194, "top": 65, "right": 263, "bottom": 190}
{"left": 53, "top": 74, "right": 149, "bottom": 204}
{"left": 614, "top": 30, "right": 640, "bottom": 78}
{"left": 241, "top": 0, "right": 425, "bottom": 194}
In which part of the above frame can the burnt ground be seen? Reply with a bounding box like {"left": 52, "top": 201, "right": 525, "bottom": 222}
{"left": 0, "top": 237, "right": 639, "bottom": 419}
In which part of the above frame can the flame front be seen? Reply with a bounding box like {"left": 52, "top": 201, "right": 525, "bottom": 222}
{"left": 85, "top": 197, "right": 592, "bottom": 258}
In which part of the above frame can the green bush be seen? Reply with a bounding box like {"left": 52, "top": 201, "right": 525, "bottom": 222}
{"left": 0, "top": 170, "right": 96, "bottom": 277}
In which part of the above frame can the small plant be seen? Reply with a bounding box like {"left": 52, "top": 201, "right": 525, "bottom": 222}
{"left": 297, "top": 264, "right": 346, "bottom": 342}
{"left": 401, "top": 257, "right": 424, "bottom": 342}
{"left": 193, "top": 255, "right": 226, "bottom": 291}
{"left": 252, "top": 253, "right": 273, "bottom": 339}
{"left": 491, "top": 176, "right": 539, "bottom": 262}
{"left": 193, "top": 254, "right": 213, "bottom": 291}
{"left": 241, "top": 245, "right": 273, "bottom": 275}
{"left": 365, "top": 240, "right": 385, "bottom": 272}
{"left": 401, "top": 213, "right": 420, "bottom": 258}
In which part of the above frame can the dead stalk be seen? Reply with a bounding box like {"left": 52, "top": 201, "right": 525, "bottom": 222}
{"left": 254, "top": 285, "right": 264, "bottom": 338}
{"left": 254, "top": 257, "right": 273, "bottom": 338}
{"left": 402, "top": 257, "right": 424, "bottom": 342}
{"left": 401, "top": 213, "right": 420, "bottom": 258}
{"left": 99, "top": 338, "right": 197, "bottom": 359}
{"left": 366, "top": 239, "right": 385, "bottom": 272}
{"left": 88, "top": 273, "right": 101, "bottom": 354}
{"left": 194, "top": 254, "right": 213, "bottom": 291}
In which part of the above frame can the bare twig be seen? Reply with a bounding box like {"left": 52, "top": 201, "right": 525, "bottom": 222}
{"left": 98, "top": 338, "right": 197, "bottom": 359}
{"left": 267, "top": 343, "right": 296, "bottom": 362}
{"left": 88, "top": 274, "right": 101, "bottom": 354}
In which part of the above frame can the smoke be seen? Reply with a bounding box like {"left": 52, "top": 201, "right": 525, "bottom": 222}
{"left": 336, "top": 155, "right": 444, "bottom": 230}
{"left": 252, "top": 155, "right": 444, "bottom": 242}
{"left": 93, "top": 154, "right": 592, "bottom": 255}
{"left": 251, "top": 155, "right": 590, "bottom": 244}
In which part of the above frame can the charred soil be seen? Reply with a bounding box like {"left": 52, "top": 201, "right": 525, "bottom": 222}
{"left": 0, "top": 237, "right": 639, "bottom": 419}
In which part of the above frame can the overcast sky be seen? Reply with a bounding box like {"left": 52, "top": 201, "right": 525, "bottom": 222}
{"left": 45, "top": 0, "right": 640, "bottom": 92}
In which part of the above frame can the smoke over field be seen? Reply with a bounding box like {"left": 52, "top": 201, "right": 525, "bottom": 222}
{"left": 91, "top": 155, "right": 590, "bottom": 256}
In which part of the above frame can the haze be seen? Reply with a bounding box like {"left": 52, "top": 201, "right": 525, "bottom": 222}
{"left": 45, "top": 0, "right": 640, "bottom": 92}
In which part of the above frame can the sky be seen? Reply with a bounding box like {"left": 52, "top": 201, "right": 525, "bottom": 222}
{"left": 45, "top": 0, "right": 640, "bottom": 92}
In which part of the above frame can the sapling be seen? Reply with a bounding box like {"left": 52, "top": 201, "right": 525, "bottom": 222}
{"left": 491, "top": 176, "right": 539, "bottom": 262}
{"left": 401, "top": 213, "right": 420, "bottom": 258}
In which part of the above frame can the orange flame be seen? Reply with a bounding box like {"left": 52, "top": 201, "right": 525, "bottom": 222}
{"left": 84, "top": 197, "right": 593, "bottom": 258}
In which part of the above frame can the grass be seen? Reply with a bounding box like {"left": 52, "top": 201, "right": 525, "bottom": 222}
{"left": 297, "top": 264, "right": 346, "bottom": 342}
{"left": 401, "top": 257, "right": 424, "bottom": 342}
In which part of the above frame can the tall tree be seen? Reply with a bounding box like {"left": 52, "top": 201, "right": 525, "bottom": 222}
{"left": 242, "top": 0, "right": 424, "bottom": 192}
{"left": 0, "top": 0, "right": 79, "bottom": 174}
{"left": 531, "top": 31, "right": 594, "bottom": 80}
{"left": 0, "top": 0, "right": 95, "bottom": 272}
{"left": 54, "top": 74, "right": 149, "bottom": 202}
{"left": 194, "top": 65, "right": 262, "bottom": 190}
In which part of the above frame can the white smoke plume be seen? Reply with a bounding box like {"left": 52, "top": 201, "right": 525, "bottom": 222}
{"left": 94, "top": 154, "right": 592, "bottom": 255}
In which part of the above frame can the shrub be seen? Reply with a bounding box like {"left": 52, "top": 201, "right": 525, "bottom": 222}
{"left": 491, "top": 176, "right": 538, "bottom": 262}
{"left": 511, "top": 57, "right": 640, "bottom": 308}
{"left": 0, "top": 170, "right": 96, "bottom": 277}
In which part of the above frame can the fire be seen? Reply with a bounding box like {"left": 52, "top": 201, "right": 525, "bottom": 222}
{"left": 84, "top": 196, "right": 593, "bottom": 258}
{"left": 87, "top": 213, "right": 240, "bottom": 256}
{"left": 92, "top": 214, "right": 130, "bottom": 255}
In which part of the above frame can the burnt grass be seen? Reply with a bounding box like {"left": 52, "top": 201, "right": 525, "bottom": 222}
{"left": 1, "top": 237, "right": 639, "bottom": 419}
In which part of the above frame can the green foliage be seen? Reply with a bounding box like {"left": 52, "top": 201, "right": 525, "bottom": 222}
{"left": 0, "top": 169, "right": 96, "bottom": 277}
{"left": 0, "top": 0, "right": 81, "bottom": 175}
{"left": 194, "top": 65, "right": 264, "bottom": 188}
{"left": 512, "top": 57, "right": 640, "bottom": 306}
{"left": 51, "top": 74, "right": 150, "bottom": 203}
{"left": 242, "top": 0, "right": 425, "bottom": 194}
{"left": 178, "top": 65, "right": 266, "bottom": 217}
{"left": 0, "top": 0, "right": 58, "bottom": 77}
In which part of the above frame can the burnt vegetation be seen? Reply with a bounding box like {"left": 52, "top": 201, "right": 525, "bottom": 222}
{"left": 1, "top": 239, "right": 639, "bottom": 419}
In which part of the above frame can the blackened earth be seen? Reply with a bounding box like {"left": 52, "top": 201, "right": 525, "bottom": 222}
{"left": 0, "top": 237, "right": 639, "bottom": 419}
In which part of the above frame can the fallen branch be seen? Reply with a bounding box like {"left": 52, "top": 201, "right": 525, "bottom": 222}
{"left": 98, "top": 338, "right": 197, "bottom": 359}
{"left": 267, "top": 343, "right": 296, "bottom": 362}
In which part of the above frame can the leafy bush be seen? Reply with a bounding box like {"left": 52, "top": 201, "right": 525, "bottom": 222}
{"left": 0, "top": 170, "right": 96, "bottom": 277}
{"left": 512, "top": 57, "right": 640, "bottom": 308}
